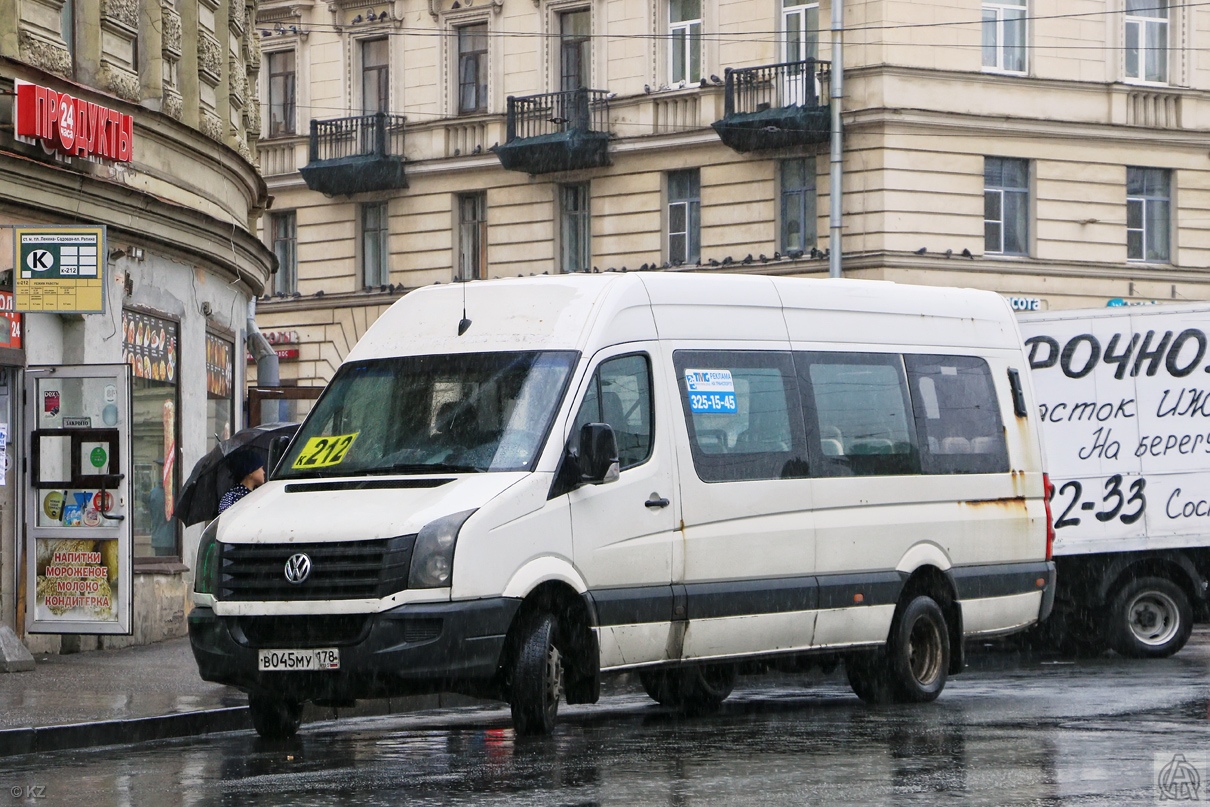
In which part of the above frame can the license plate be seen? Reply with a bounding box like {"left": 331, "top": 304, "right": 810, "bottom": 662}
{"left": 257, "top": 648, "right": 340, "bottom": 671}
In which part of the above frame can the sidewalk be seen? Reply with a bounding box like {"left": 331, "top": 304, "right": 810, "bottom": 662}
{"left": 0, "top": 636, "right": 482, "bottom": 758}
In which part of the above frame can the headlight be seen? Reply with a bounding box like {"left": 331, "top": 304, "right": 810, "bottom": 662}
{"left": 409, "top": 509, "right": 476, "bottom": 589}
{"left": 194, "top": 519, "right": 220, "bottom": 595}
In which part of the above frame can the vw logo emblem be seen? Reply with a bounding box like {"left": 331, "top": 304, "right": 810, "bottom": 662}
{"left": 284, "top": 553, "right": 312, "bottom": 585}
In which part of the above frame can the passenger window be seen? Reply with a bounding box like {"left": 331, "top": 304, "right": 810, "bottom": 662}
{"left": 905, "top": 355, "right": 1009, "bottom": 475}
{"left": 571, "top": 354, "right": 653, "bottom": 470}
{"left": 674, "top": 351, "right": 808, "bottom": 482}
{"left": 799, "top": 352, "right": 918, "bottom": 477}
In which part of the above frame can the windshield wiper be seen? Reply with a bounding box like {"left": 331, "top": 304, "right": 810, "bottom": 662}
{"left": 383, "top": 462, "right": 484, "bottom": 474}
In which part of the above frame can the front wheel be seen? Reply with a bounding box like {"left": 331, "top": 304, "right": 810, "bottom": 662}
{"left": 1106, "top": 577, "right": 1192, "bottom": 659}
{"left": 510, "top": 612, "right": 564, "bottom": 736}
{"left": 248, "top": 693, "right": 303, "bottom": 740}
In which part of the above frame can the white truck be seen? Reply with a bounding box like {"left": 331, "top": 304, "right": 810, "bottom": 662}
{"left": 1019, "top": 302, "right": 1210, "bottom": 657}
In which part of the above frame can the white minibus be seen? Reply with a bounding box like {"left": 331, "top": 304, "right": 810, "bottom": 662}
{"left": 190, "top": 273, "right": 1055, "bottom": 738}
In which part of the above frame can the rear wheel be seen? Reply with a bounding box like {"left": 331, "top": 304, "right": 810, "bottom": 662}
{"left": 510, "top": 612, "right": 563, "bottom": 736}
{"left": 248, "top": 693, "right": 303, "bottom": 740}
{"left": 1106, "top": 577, "right": 1192, "bottom": 658}
{"left": 848, "top": 595, "right": 950, "bottom": 705}
{"left": 640, "top": 664, "right": 737, "bottom": 713}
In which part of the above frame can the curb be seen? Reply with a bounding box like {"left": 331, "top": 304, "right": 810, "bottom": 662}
{"left": 0, "top": 706, "right": 251, "bottom": 759}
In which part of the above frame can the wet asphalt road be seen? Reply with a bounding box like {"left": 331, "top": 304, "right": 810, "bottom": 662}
{"left": 5, "top": 632, "right": 1210, "bottom": 807}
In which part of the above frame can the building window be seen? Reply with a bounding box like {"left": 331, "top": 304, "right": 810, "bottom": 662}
{"left": 559, "top": 184, "right": 591, "bottom": 273}
{"left": 267, "top": 51, "right": 296, "bottom": 136}
{"left": 670, "top": 0, "right": 701, "bottom": 85}
{"left": 122, "top": 310, "right": 180, "bottom": 559}
{"left": 667, "top": 169, "right": 700, "bottom": 265}
{"left": 982, "top": 0, "right": 1026, "bottom": 73}
{"left": 61, "top": 0, "right": 75, "bottom": 75}
{"left": 361, "top": 38, "right": 390, "bottom": 114}
{"left": 206, "top": 333, "right": 235, "bottom": 452}
{"left": 457, "top": 24, "right": 488, "bottom": 114}
{"left": 560, "top": 10, "right": 591, "bottom": 91}
{"left": 361, "top": 202, "right": 389, "bottom": 287}
{"left": 780, "top": 158, "right": 816, "bottom": 253}
{"left": 782, "top": 0, "right": 819, "bottom": 63}
{"left": 1125, "top": 0, "right": 1168, "bottom": 83}
{"left": 984, "top": 157, "right": 1029, "bottom": 256}
{"left": 1127, "top": 167, "right": 1171, "bottom": 263}
{"left": 270, "top": 211, "right": 297, "bottom": 294}
{"left": 457, "top": 192, "right": 487, "bottom": 281}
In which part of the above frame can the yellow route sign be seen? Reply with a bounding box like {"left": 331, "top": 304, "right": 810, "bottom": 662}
{"left": 15, "top": 225, "right": 106, "bottom": 314}
{"left": 292, "top": 433, "right": 359, "bottom": 470}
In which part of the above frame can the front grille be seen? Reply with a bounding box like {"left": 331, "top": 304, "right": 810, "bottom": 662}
{"left": 402, "top": 618, "right": 443, "bottom": 644}
{"left": 218, "top": 535, "right": 415, "bottom": 601}
{"left": 235, "top": 614, "right": 372, "bottom": 648}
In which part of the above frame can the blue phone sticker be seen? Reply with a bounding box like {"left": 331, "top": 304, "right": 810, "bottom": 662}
{"left": 685, "top": 369, "right": 738, "bottom": 413}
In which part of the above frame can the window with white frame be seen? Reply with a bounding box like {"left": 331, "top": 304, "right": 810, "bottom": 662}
{"left": 267, "top": 50, "right": 296, "bottom": 136}
{"left": 457, "top": 23, "right": 488, "bottom": 114}
{"left": 457, "top": 192, "right": 487, "bottom": 281}
{"left": 1125, "top": 0, "right": 1168, "bottom": 83}
{"left": 780, "top": 158, "right": 816, "bottom": 253}
{"left": 984, "top": 157, "right": 1029, "bottom": 256}
{"left": 1127, "top": 167, "right": 1171, "bottom": 263}
{"left": 782, "top": 0, "right": 818, "bottom": 64}
{"left": 667, "top": 169, "right": 700, "bottom": 265}
{"left": 560, "top": 10, "right": 591, "bottom": 91}
{"left": 559, "top": 184, "right": 590, "bottom": 273}
{"left": 669, "top": 0, "right": 701, "bottom": 85}
{"left": 361, "top": 38, "right": 390, "bottom": 114}
{"left": 982, "top": 0, "right": 1026, "bottom": 73}
{"left": 270, "top": 211, "right": 297, "bottom": 294}
{"left": 361, "top": 202, "right": 390, "bottom": 287}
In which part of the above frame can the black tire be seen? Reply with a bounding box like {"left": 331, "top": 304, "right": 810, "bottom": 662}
{"left": 846, "top": 653, "right": 895, "bottom": 705}
{"left": 887, "top": 596, "right": 950, "bottom": 703}
{"left": 248, "top": 693, "right": 303, "bottom": 740}
{"left": 1106, "top": 576, "right": 1193, "bottom": 659}
{"left": 640, "top": 664, "right": 736, "bottom": 712}
{"left": 510, "top": 612, "right": 563, "bottom": 736}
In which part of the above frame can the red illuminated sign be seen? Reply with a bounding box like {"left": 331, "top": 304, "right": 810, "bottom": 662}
{"left": 14, "top": 81, "right": 134, "bottom": 163}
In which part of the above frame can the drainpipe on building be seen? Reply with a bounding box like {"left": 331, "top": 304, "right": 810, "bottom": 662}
{"left": 246, "top": 298, "right": 281, "bottom": 425}
{"left": 828, "top": 0, "right": 844, "bottom": 279}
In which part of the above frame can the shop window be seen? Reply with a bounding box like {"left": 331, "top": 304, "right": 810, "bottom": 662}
{"left": 206, "top": 333, "right": 235, "bottom": 452}
{"left": 122, "top": 310, "right": 180, "bottom": 559}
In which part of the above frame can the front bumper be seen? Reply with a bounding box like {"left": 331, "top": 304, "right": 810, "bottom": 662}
{"left": 189, "top": 597, "right": 520, "bottom": 701}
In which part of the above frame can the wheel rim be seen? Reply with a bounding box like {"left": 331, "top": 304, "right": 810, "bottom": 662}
{"left": 907, "top": 614, "right": 944, "bottom": 686}
{"left": 1126, "top": 590, "right": 1180, "bottom": 647}
{"left": 544, "top": 642, "right": 564, "bottom": 717}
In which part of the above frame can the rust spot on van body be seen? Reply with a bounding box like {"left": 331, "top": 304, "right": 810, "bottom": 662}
{"left": 960, "top": 496, "right": 1028, "bottom": 511}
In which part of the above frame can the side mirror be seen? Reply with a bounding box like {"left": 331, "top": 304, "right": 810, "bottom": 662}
{"left": 267, "top": 434, "right": 291, "bottom": 476}
{"left": 578, "top": 423, "right": 620, "bottom": 484}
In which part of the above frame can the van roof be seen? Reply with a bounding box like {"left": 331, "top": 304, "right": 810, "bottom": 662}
{"left": 344, "top": 273, "right": 1021, "bottom": 362}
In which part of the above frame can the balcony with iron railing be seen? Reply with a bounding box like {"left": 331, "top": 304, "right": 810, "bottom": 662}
{"left": 299, "top": 113, "right": 408, "bottom": 196}
{"left": 711, "top": 59, "right": 831, "bottom": 153}
{"left": 495, "top": 88, "right": 612, "bottom": 174}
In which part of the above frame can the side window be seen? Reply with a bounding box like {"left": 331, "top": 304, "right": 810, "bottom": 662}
{"left": 905, "top": 355, "right": 1009, "bottom": 475}
{"left": 674, "top": 350, "right": 808, "bottom": 482}
{"left": 799, "top": 352, "right": 918, "bottom": 477}
{"left": 571, "top": 354, "right": 653, "bottom": 469}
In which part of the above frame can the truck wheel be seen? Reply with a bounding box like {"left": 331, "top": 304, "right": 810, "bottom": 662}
{"left": 888, "top": 595, "right": 950, "bottom": 703}
{"left": 510, "top": 612, "right": 563, "bottom": 736}
{"left": 248, "top": 693, "right": 303, "bottom": 740}
{"left": 1107, "top": 577, "right": 1193, "bottom": 658}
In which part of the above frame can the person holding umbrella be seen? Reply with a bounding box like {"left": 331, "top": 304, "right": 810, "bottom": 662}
{"left": 218, "top": 449, "right": 266, "bottom": 514}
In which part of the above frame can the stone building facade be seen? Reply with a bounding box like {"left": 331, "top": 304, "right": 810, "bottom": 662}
{"left": 252, "top": 0, "right": 1210, "bottom": 387}
{"left": 0, "top": 0, "right": 272, "bottom": 652}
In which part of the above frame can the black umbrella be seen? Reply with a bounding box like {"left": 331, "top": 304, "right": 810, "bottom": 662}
{"left": 175, "top": 422, "right": 299, "bottom": 526}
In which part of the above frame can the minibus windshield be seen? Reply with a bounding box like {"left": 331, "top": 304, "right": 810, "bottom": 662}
{"left": 276, "top": 351, "right": 579, "bottom": 479}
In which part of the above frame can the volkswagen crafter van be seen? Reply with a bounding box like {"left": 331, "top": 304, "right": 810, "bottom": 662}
{"left": 189, "top": 273, "right": 1055, "bottom": 738}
